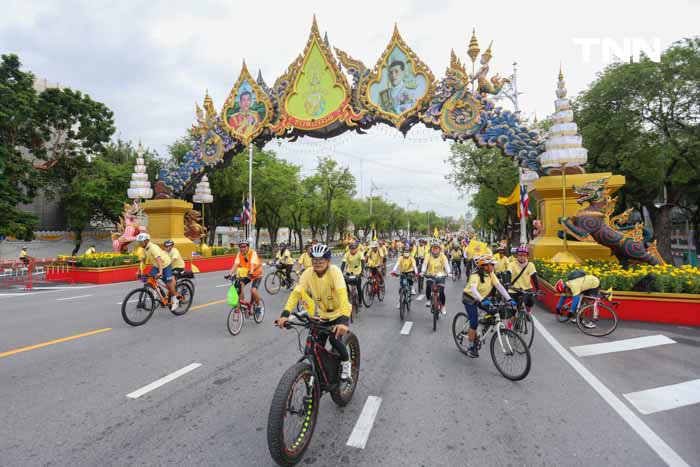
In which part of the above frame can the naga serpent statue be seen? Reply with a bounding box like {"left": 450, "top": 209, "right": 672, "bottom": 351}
{"left": 561, "top": 177, "right": 664, "bottom": 266}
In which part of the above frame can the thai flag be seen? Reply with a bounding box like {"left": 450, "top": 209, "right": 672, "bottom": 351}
{"left": 241, "top": 197, "right": 251, "bottom": 225}
{"left": 519, "top": 183, "right": 531, "bottom": 219}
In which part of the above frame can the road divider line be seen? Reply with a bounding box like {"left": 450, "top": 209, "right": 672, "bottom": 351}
{"left": 117, "top": 299, "right": 137, "bottom": 305}
{"left": 400, "top": 321, "right": 413, "bottom": 335}
{"left": 215, "top": 284, "right": 230, "bottom": 288}
{"left": 0, "top": 328, "right": 112, "bottom": 359}
{"left": 191, "top": 299, "right": 227, "bottom": 311}
{"left": 346, "top": 395, "right": 382, "bottom": 449}
{"left": 126, "top": 363, "right": 202, "bottom": 399}
{"left": 624, "top": 379, "right": 700, "bottom": 415}
{"left": 532, "top": 315, "right": 690, "bottom": 467}
{"left": 571, "top": 335, "right": 676, "bottom": 357}
{"left": 56, "top": 294, "right": 92, "bottom": 301}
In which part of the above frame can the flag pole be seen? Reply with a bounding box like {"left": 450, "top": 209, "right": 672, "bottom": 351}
{"left": 248, "top": 143, "right": 254, "bottom": 249}
{"left": 519, "top": 167, "right": 527, "bottom": 246}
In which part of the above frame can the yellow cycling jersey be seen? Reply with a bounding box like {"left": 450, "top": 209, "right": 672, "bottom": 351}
{"left": 143, "top": 243, "right": 171, "bottom": 268}
{"left": 379, "top": 246, "right": 388, "bottom": 258}
{"left": 449, "top": 248, "right": 462, "bottom": 260}
{"left": 342, "top": 251, "right": 363, "bottom": 275}
{"left": 366, "top": 249, "right": 383, "bottom": 267}
{"left": 285, "top": 265, "right": 351, "bottom": 321}
{"left": 464, "top": 271, "right": 501, "bottom": 300}
{"left": 566, "top": 275, "right": 600, "bottom": 296}
{"left": 415, "top": 245, "right": 428, "bottom": 258}
{"left": 423, "top": 253, "right": 449, "bottom": 275}
{"left": 508, "top": 260, "right": 537, "bottom": 291}
{"left": 276, "top": 249, "right": 295, "bottom": 266}
{"left": 297, "top": 252, "right": 312, "bottom": 270}
{"left": 396, "top": 256, "right": 417, "bottom": 273}
{"left": 168, "top": 247, "right": 185, "bottom": 269}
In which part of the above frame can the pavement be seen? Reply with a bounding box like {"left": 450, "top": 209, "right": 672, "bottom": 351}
{"left": 1, "top": 261, "right": 699, "bottom": 467}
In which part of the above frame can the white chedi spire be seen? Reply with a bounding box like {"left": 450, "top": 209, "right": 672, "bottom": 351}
{"left": 192, "top": 175, "right": 213, "bottom": 204}
{"left": 127, "top": 142, "right": 153, "bottom": 200}
{"left": 539, "top": 66, "right": 588, "bottom": 170}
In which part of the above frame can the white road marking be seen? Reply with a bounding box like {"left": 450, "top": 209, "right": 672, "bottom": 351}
{"left": 624, "top": 379, "right": 700, "bottom": 415}
{"left": 400, "top": 321, "right": 414, "bottom": 335}
{"left": 56, "top": 294, "right": 93, "bottom": 301}
{"left": 19, "top": 285, "right": 98, "bottom": 290}
{"left": 116, "top": 299, "right": 137, "bottom": 305}
{"left": 346, "top": 395, "right": 382, "bottom": 449}
{"left": 532, "top": 315, "right": 690, "bottom": 467}
{"left": 126, "top": 363, "right": 202, "bottom": 399}
{"left": 571, "top": 335, "right": 676, "bottom": 357}
{"left": 215, "top": 284, "right": 230, "bottom": 288}
{"left": 415, "top": 294, "right": 425, "bottom": 301}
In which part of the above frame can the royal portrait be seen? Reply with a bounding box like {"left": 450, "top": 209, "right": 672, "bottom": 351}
{"left": 369, "top": 46, "right": 428, "bottom": 116}
{"left": 224, "top": 80, "right": 267, "bottom": 141}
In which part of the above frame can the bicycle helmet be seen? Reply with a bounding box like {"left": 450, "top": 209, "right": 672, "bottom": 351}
{"left": 402, "top": 245, "right": 411, "bottom": 253}
{"left": 475, "top": 254, "right": 498, "bottom": 268}
{"left": 136, "top": 233, "right": 150, "bottom": 242}
{"left": 310, "top": 243, "right": 332, "bottom": 260}
{"left": 419, "top": 238, "right": 427, "bottom": 243}
{"left": 430, "top": 239, "right": 441, "bottom": 247}
{"left": 239, "top": 238, "right": 251, "bottom": 246}
{"left": 555, "top": 279, "right": 566, "bottom": 294}
{"left": 164, "top": 240, "right": 174, "bottom": 247}
{"left": 516, "top": 245, "right": 528, "bottom": 255}
{"left": 370, "top": 241, "right": 379, "bottom": 248}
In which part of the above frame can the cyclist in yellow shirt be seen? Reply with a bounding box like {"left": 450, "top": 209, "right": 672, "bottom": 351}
{"left": 449, "top": 243, "right": 464, "bottom": 278}
{"left": 507, "top": 245, "right": 539, "bottom": 307}
{"left": 276, "top": 244, "right": 352, "bottom": 380}
{"left": 390, "top": 245, "right": 417, "bottom": 307}
{"left": 275, "top": 243, "right": 295, "bottom": 285}
{"left": 297, "top": 242, "right": 313, "bottom": 273}
{"left": 378, "top": 240, "right": 388, "bottom": 272}
{"left": 137, "top": 233, "right": 179, "bottom": 311}
{"left": 555, "top": 271, "right": 600, "bottom": 327}
{"left": 420, "top": 239, "right": 451, "bottom": 314}
{"left": 366, "top": 241, "right": 385, "bottom": 284}
{"left": 164, "top": 240, "right": 185, "bottom": 274}
{"left": 341, "top": 242, "right": 365, "bottom": 307}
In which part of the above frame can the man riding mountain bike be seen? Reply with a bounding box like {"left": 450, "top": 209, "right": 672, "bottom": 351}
{"left": 137, "top": 233, "right": 179, "bottom": 311}
{"left": 391, "top": 245, "right": 417, "bottom": 308}
{"left": 421, "top": 239, "right": 451, "bottom": 315}
{"left": 275, "top": 244, "right": 353, "bottom": 381}
{"left": 341, "top": 241, "right": 365, "bottom": 308}
{"left": 366, "top": 241, "right": 385, "bottom": 285}
{"left": 275, "top": 243, "right": 295, "bottom": 286}
{"left": 164, "top": 240, "right": 185, "bottom": 275}
{"left": 227, "top": 238, "right": 264, "bottom": 318}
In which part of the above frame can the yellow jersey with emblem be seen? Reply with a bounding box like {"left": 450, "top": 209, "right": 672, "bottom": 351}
{"left": 366, "top": 249, "right": 383, "bottom": 267}
{"left": 397, "top": 256, "right": 417, "bottom": 273}
{"left": 424, "top": 253, "right": 449, "bottom": 275}
{"left": 285, "top": 265, "right": 350, "bottom": 321}
{"left": 342, "top": 251, "right": 363, "bottom": 275}
{"left": 276, "top": 249, "right": 295, "bottom": 266}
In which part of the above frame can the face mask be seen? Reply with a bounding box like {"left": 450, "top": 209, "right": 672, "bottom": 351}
{"left": 403, "top": 252, "right": 409, "bottom": 258}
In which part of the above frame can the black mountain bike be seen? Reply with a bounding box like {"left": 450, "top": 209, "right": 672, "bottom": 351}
{"left": 267, "top": 311, "right": 360, "bottom": 466}
{"left": 345, "top": 273, "right": 361, "bottom": 322}
{"left": 451, "top": 259, "right": 462, "bottom": 281}
{"left": 416, "top": 258, "right": 425, "bottom": 294}
{"left": 393, "top": 272, "right": 414, "bottom": 321}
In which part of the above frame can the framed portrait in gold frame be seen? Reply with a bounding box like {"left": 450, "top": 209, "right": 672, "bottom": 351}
{"left": 221, "top": 61, "right": 273, "bottom": 146}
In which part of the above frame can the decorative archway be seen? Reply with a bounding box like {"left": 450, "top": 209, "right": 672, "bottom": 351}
{"left": 154, "top": 17, "right": 544, "bottom": 199}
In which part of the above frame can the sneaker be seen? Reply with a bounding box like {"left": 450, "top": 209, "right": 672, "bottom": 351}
{"left": 582, "top": 320, "right": 596, "bottom": 329}
{"left": 170, "top": 297, "right": 179, "bottom": 311}
{"left": 441, "top": 305, "right": 447, "bottom": 315}
{"left": 411, "top": 288, "right": 416, "bottom": 295}
{"left": 467, "top": 346, "right": 479, "bottom": 358}
{"left": 425, "top": 302, "right": 431, "bottom": 308}
{"left": 568, "top": 312, "right": 577, "bottom": 323}
{"left": 340, "top": 360, "right": 352, "bottom": 381}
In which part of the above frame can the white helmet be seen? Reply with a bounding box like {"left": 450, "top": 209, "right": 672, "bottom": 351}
{"left": 136, "top": 233, "right": 150, "bottom": 242}
{"left": 370, "top": 241, "right": 379, "bottom": 248}
{"left": 430, "top": 239, "right": 441, "bottom": 247}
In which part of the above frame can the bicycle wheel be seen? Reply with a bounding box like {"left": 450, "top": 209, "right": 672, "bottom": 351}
{"left": 490, "top": 328, "right": 531, "bottom": 381}
{"left": 331, "top": 332, "right": 361, "bottom": 407}
{"left": 265, "top": 272, "right": 282, "bottom": 295}
{"left": 227, "top": 307, "right": 243, "bottom": 335}
{"left": 452, "top": 312, "right": 472, "bottom": 355}
{"left": 362, "top": 282, "right": 374, "bottom": 307}
{"left": 177, "top": 278, "right": 196, "bottom": 299}
{"left": 513, "top": 311, "right": 535, "bottom": 348}
{"left": 170, "top": 282, "right": 194, "bottom": 316}
{"left": 121, "top": 288, "right": 156, "bottom": 326}
{"left": 432, "top": 294, "right": 438, "bottom": 332}
{"left": 267, "top": 362, "right": 319, "bottom": 467}
{"left": 418, "top": 275, "right": 424, "bottom": 294}
{"left": 377, "top": 281, "right": 385, "bottom": 302}
{"left": 399, "top": 290, "right": 406, "bottom": 321}
{"left": 577, "top": 303, "right": 618, "bottom": 337}
{"left": 254, "top": 298, "right": 266, "bottom": 323}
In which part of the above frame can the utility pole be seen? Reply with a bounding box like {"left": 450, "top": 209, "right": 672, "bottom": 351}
{"left": 406, "top": 199, "right": 415, "bottom": 241}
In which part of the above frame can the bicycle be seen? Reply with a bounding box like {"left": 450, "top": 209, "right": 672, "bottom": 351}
{"left": 451, "top": 259, "right": 462, "bottom": 282}
{"left": 509, "top": 288, "right": 544, "bottom": 349}
{"left": 121, "top": 275, "right": 193, "bottom": 326}
{"left": 362, "top": 268, "right": 385, "bottom": 307}
{"left": 345, "top": 274, "right": 361, "bottom": 323}
{"left": 225, "top": 275, "right": 266, "bottom": 335}
{"left": 265, "top": 261, "right": 299, "bottom": 295}
{"left": 174, "top": 269, "right": 196, "bottom": 298}
{"left": 557, "top": 290, "right": 619, "bottom": 337}
{"left": 391, "top": 271, "right": 413, "bottom": 321}
{"left": 452, "top": 301, "right": 531, "bottom": 381}
{"left": 267, "top": 310, "right": 360, "bottom": 466}
{"left": 424, "top": 273, "right": 446, "bottom": 332}
{"left": 415, "top": 258, "right": 425, "bottom": 294}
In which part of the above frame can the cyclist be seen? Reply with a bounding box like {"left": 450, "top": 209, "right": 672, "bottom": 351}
{"left": 421, "top": 239, "right": 451, "bottom": 314}
{"left": 296, "top": 242, "right": 313, "bottom": 274}
{"left": 164, "top": 240, "right": 185, "bottom": 275}
{"left": 461, "top": 254, "right": 517, "bottom": 358}
{"left": 137, "top": 233, "right": 178, "bottom": 311}
{"left": 227, "top": 238, "right": 264, "bottom": 318}
{"left": 275, "top": 243, "right": 295, "bottom": 286}
{"left": 366, "top": 241, "right": 384, "bottom": 285}
{"left": 555, "top": 271, "right": 600, "bottom": 327}
{"left": 275, "top": 244, "right": 352, "bottom": 381}
{"left": 341, "top": 242, "right": 364, "bottom": 307}
{"left": 379, "top": 240, "right": 389, "bottom": 272}
{"left": 507, "top": 245, "right": 539, "bottom": 303}
{"left": 449, "top": 242, "right": 463, "bottom": 278}
{"left": 391, "top": 245, "right": 417, "bottom": 307}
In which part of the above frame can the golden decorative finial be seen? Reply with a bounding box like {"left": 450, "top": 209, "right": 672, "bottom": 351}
{"left": 467, "top": 28, "right": 480, "bottom": 64}
{"left": 558, "top": 62, "right": 564, "bottom": 81}
{"left": 203, "top": 89, "right": 215, "bottom": 119}
{"left": 311, "top": 14, "right": 320, "bottom": 35}
{"left": 195, "top": 101, "right": 204, "bottom": 121}
{"left": 533, "top": 111, "right": 538, "bottom": 124}
{"left": 482, "top": 41, "right": 493, "bottom": 61}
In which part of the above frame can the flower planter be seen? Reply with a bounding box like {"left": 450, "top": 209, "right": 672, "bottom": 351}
{"left": 538, "top": 279, "right": 700, "bottom": 327}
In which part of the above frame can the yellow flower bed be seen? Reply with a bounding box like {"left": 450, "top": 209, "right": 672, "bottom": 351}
{"left": 57, "top": 253, "right": 139, "bottom": 268}
{"left": 535, "top": 260, "right": 700, "bottom": 294}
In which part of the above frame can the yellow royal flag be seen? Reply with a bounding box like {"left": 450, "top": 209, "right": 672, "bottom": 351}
{"left": 497, "top": 183, "right": 520, "bottom": 206}
{"left": 433, "top": 227, "right": 439, "bottom": 238}
{"left": 191, "top": 264, "right": 200, "bottom": 273}
{"left": 252, "top": 196, "right": 257, "bottom": 225}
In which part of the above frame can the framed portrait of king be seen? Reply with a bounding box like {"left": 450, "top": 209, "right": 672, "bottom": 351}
{"left": 221, "top": 62, "right": 273, "bottom": 145}
{"left": 363, "top": 26, "right": 435, "bottom": 128}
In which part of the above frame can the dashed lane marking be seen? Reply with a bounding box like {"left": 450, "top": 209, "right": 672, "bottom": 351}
{"left": 126, "top": 363, "right": 202, "bottom": 399}
{"left": 532, "top": 315, "right": 690, "bottom": 467}
{"left": 346, "top": 395, "right": 382, "bottom": 449}
{"left": 624, "top": 379, "right": 700, "bottom": 415}
{"left": 215, "top": 284, "right": 230, "bottom": 288}
{"left": 56, "top": 294, "right": 92, "bottom": 301}
{"left": 571, "top": 335, "right": 676, "bottom": 357}
{"left": 0, "top": 328, "right": 112, "bottom": 359}
{"left": 400, "top": 321, "right": 414, "bottom": 335}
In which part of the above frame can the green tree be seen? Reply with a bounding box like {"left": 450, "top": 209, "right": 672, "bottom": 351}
{"left": 167, "top": 135, "right": 192, "bottom": 166}
{"left": 574, "top": 38, "right": 700, "bottom": 261}
{"left": 310, "top": 156, "right": 356, "bottom": 242}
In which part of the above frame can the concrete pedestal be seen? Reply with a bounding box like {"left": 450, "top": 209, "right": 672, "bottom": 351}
{"left": 528, "top": 172, "right": 626, "bottom": 262}
{"left": 142, "top": 199, "right": 195, "bottom": 259}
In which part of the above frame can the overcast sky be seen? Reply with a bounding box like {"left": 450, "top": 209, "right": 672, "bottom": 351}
{"left": 3, "top": 0, "right": 698, "bottom": 217}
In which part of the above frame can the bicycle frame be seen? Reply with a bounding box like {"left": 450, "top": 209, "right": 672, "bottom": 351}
{"left": 475, "top": 306, "right": 517, "bottom": 354}
{"left": 232, "top": 277, "right": 256, "bottom": 311}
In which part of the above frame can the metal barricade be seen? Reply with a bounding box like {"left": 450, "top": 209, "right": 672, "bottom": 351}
{"left": 45, "top": 257, "right": 76, "bottom": 285}
{"left": 0, "top": 260, "right": 32, "bottom": 289}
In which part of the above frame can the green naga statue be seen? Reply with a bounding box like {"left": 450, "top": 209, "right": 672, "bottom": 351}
{"left": 561, "top": 177, "right": 665, "bottom": 266}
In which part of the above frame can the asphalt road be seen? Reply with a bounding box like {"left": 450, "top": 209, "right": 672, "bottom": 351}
{"left": 1, "top": 262, "right": 699, "bottom": 467}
